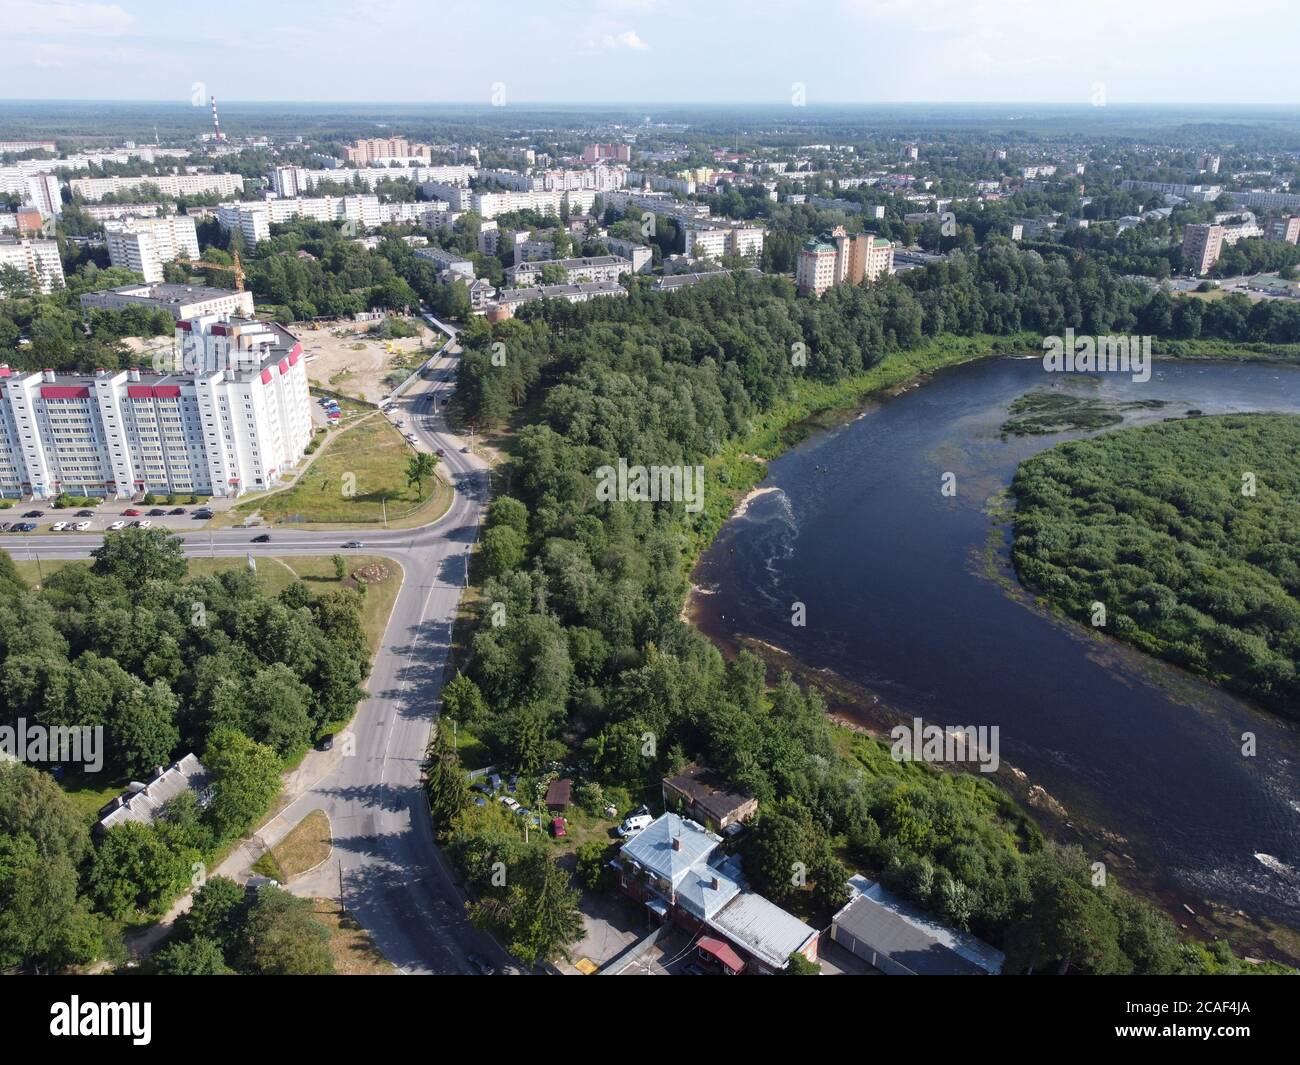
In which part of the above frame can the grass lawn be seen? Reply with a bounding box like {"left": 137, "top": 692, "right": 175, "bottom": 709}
{"left": 310, "top": 899, "right": 395, "bottom": 975}
{"left": 253, "top": 810, "right": 332, "bottom": 882}
{"left": 7, "top": 553, "right": 401, "bottom": 660}
{"left": 231, "top": 414, "right": 449, "bottom": 527}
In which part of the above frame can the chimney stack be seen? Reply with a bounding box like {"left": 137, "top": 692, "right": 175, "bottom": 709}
{"left": 41, "top": 368, "right": 55, "bottom": 382}
{"left": 671, "top": 836, "right": 681, "bottom": 851}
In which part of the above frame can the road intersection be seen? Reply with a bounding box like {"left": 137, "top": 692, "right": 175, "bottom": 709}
{"left": 6, "top": 328, "right": 512, "bottom": 974}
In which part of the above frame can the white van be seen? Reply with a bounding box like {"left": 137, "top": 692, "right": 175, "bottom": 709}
{"left": 617, "top": 813, "right": 653, "bottom": 838}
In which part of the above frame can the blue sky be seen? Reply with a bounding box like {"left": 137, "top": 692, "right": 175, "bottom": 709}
{"left": 3, "top": 0, "right": 1297, "bottom": 105}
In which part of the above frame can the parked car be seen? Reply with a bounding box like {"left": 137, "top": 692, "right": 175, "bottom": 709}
{"left": 460, "top": 446, "right": 470, "bottom": 453}
{"left": 617, "top": 813, "right": 653, "bottom": 838}
{"left": 122, "top": 508, "right": 140, "bottom": 516}
{"left": 684, "top": 962, "right": 710, "bottom": 976}
{"left": 0, "top": 523, "right": 10, "bottom": 532}
{"left": 147, "top": 508, "right": 165, "bottom": 516}
{"left": 342, "top": 540, "right": 364, "bottom": 548}
{"left": 550, "top": 817, "right": 567, "bottom": 838}
{"left": 136, "top": 520, "right": 152, "bottom": 529}
{"left": 169, "top": 507, "right": 186, "bottom": 515}
{"left": 499, "top": 796, "right": 521, "bottom": 813}
{"left": 108, "top": 520, "right": 126, "bottom": 531}
{"left": 193, "top": 509, "right": 213, "bottom": 519}
{"left": 435, "top": 448, "right": 445, "bottom": 457}
{"left": 316, "top": 735, "right": 334, "bottom": 752}
{"left": 74, "top": 521, "right": 91, "bottom": 531}
{"left": 75, "top": 509, "right": 94, "bottom": 517}
{"left": 507, "top": 774, "right": 518, "bottom": 794}
{"left": 23, "top": 510, "right": 41, "bottom": 518}
{"left": 251, "top": 533, "right": 271, "bottom": 543}
{"left": 50, "top": 521, "right": 67, "bottom": 531}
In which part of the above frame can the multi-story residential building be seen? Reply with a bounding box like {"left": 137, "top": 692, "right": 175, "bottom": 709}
{"left": 0, "top": 236, "right": 65, "bottom": 293}
{"left": 0, "top": 315, "right": 312, "bottom": 500}
{"left": 69, "top": 173, "right": 245, "bottom": 202}
{"left": 24, "top": 173, "right": 61, "bottom": 218}
{"left": 1182, "top": 223, "right": 1225, "bottom": 275}
{"left": 342, "top": 137, "right": 432, "bottom": 165}
{"left": 603, "top": 236, "right": 653, "bottom": 273}
{"left": 582, "top": 142, "right": 631, "bottom": 163}
{"left": 470, "top": 187, "right": 601, "bottom": 219}
{"left": 1228, "top": 189, "right": 1300, "bottom": 211}
{"left": 215, "top": 195, "right": 381, "bottom": 244}
{"left": 104, "top": 215, "right": 200, "bottom": 283}
{"left": 80, "top": 282, "right": 254, "bottom": 321}
{"left": 1269, "top": 215, "right": 1300, "bottom": 244}
{"left": 1119, "top": 179, "right": 1221, "bottom": 202}
{"left": 505, "top": 254, "right": 632, "bottom": 287}
{"left": 83, "top": 203, "right": 177, "bottom": 223}
{"left": 684, "top": 227, "right": 729, "bottom": 260}
{"left": 1196, "top": 153, "right": 1222, "bottom": 175}
{"left": 414, "top": 246, "right": 476, "bottom": 278}
{"left": 486, "top": 280, "right": 627, "bottom": 320}
{"left": 796, "top": 238, "right": 838, "bottom": 296}
{"left": 476, "top": 220, "right": 500, "bottom": 255}
{"left": 0, "top": 140, "right": 56, "bottom": 154}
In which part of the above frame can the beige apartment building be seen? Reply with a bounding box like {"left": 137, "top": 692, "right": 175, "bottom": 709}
{"left": 1181, "top": 223, "right": 1224, "bottom": 275}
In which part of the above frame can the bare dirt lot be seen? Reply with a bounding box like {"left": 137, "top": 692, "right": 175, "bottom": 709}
{"left": 296, "top": 317, "right": 436, "bottom": 404}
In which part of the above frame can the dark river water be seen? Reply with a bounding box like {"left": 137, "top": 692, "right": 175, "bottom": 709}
{"left": 691, "top": 357, "right": 1300, "bottom": 955}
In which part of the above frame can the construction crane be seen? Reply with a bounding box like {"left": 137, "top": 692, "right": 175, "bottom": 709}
{"left": 179, "top": 248, "right": 245, "bottom": 292}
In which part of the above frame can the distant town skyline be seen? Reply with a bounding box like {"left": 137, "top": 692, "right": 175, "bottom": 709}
{"left": 4, "top": 0, "right": 1299, "bottom": 106}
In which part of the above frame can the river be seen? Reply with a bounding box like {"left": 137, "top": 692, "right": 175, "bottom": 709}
{"left": 690, "top": 356, "right": 1300, "bottom": 960}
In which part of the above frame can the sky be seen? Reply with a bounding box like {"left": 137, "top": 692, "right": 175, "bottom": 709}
{"left": 3, "top": 0, "right": 1298, "bottom": 106}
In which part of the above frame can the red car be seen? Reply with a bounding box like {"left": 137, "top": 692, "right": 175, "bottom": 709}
{"left": 122, "top": 508, "right": 141, "bottom": 516}
{"left": 550, "top": 817, "right": 567, "bottom": 838}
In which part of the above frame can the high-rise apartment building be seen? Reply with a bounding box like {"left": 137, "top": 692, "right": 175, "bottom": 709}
{"left": 104, "top": 215, "right": 201, "bottom": 283}
{"left": 1181, "top": 223, "right": 1224, "bottom": 275}
{"left": 0, "top": 314, "right": 312, "bottom": 500}
{"left": 0, "top": 236, "right": 65, "bottom": 293}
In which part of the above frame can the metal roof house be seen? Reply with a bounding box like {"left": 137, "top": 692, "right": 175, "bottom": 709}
{"left": 830, "top": 875, "right": 1005, "bottom": 976}
{"left": 615, "top": 813, "right": 819, "bottom": 973}
{"left": 96, "top": 754, "right": 210, "bottom": 836}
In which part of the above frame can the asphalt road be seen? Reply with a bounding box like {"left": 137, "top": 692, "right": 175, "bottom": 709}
{"left": 6, "top": 333, "right": 514, "bottom": 975}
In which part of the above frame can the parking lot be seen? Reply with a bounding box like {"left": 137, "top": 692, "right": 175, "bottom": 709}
{"left": 0, "top": 498, "right": 233, "bottom": 536}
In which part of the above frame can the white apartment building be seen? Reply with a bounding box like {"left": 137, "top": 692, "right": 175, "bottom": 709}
{"left": 105, "top": 215, "right": 201, "bottom": 283}
{"left": 471, "top": 187, "right": 599, "bottom": 220}
{"left": 603, "top": 237, "right": 653, "bottom": 273}
{"left": 684, "top": 227, "right": 729, "bottom": 260}
{"left": 684, "top": 222, "right": 765, "bottom": 261}
{"left": 80, "top": 282, "right": 254, "bottom": 321}
{"left": 0, "top": 315, "right": 312, "bottom": 500}
{"left": 70, "top": 173, "right": 245, "bottom": 202}
{"left": 216, "top": 195, "right": 381, "bottom": 244}
{"left": 0, "top": 237, "right": 65, "bottom": 293}
{"left": 288, "top": 165, "right": 475, "bottom": 194}
{"left": 83, "top": 203, "right": 177, "bottom": 223}
{"left": 24, "top": 173, "right": 61, "bottom": 218}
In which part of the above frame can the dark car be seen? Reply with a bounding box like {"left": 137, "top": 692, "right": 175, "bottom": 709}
{"left": 435, "top": 448, "right": 445, "bottom": 457}
{"left": 684, "top": 962, "right": 710, "bottom": 976}
{"left": 466, "top": 953, "right": 495, "bottom": 976}
{"left": 148, "top": 508, "right": 166, "bottom": 517}
{"left": 192, "top": 509, "right": 213, "bottom": 519}
{"left": 316, "top": 734, "right": 334, "bottom": 752}
{"left": 169, "top": 507, "right": 186, "bottom": 515}
{"left": 251, "top": 533, "right": 271, "bottom": 543}
{"left": 23, "top": 510, "right": 42, "bottom": 518}
{"left": 75, "top": 509, "right": 94, "bottom": 517}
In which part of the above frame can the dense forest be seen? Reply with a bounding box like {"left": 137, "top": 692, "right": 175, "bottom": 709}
{"left": 440, "top": 244, "right": 1291, "bottom": 973}
{"left": 1012, "top": 414, "right": 1300, "bottom": 719}
{"left": 0, "top": 533, "right": 371, "bottom": 971}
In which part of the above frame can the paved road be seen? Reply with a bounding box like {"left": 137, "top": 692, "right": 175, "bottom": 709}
{"left": 7, "top": 339, "right": 513, "bottom": 975}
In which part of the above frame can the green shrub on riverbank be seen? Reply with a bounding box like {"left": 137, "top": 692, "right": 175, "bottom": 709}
{"left": 1012, "top": 414, "right": 1300, "bottom": 719}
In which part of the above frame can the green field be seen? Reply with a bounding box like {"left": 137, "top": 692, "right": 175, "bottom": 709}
{"left": 232, "top": 414, "right": 450, "bottom": 526}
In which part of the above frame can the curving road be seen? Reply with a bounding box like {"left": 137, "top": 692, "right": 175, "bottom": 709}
{"left": 7, "top": 329, "right": 512, "bottom": 974}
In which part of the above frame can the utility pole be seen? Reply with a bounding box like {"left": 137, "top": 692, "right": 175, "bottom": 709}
{"left": 382, "top": 496, "right": 388, "bottom": 528}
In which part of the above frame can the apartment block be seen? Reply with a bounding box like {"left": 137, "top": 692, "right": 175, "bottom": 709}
{"left": 0, "top": 237, "right": 65, "bottom": 293}
{"left": 582, "top": 143, "right": 631, "bottom": 163}
{"left": 505, "top": 254, "right": 632, "bottom": 287}
{"left": 342, "top": 137, "right": 432, "bottom": 165}
{"left": 104, "top": 215, "right": 200, "bottom": 283}
{"left": 80, "top": 282, "right": 255, "bottom": 321}
{"left": 0, "top": 315, "right": 311, "bottom": 500}
{"left": 215, "top": 195, "right": 381, "bottom": 244}
{"left": 70, "top": 173, "right": 245, "bottom": 202}
{"left": 1181, "top": 223, "right": 1224, "bottom": 275}
{"left": 1269, "top": 216, "right": 1300, "bottom": 243}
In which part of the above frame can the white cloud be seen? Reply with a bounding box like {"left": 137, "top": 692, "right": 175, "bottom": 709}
{"left": 601, "top": 29, "right": 649, "bottom": 51}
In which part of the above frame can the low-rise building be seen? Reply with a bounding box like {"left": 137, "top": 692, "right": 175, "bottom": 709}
{"left": 661, "top": 764, "right": 757, "bottom": 832}
{"left": 80, "top": 282, "right": 254, "bottom": 320}
{"left": 97, "top": 755, "right": 210, "bottom": 836}
{"left": 505, "top": 254, "right": 632, "bottom": 287}
{"left": 829, "top": 875, "right": 1005, "bottom": 975}
{"left": 487, "top": 280, "right": 627, "bottom": 319}
{"left": 614, "top": 813, "right": 820, "bottom": 974}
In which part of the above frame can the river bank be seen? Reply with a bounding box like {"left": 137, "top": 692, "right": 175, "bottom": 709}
{"left": 681, "top": 346, "right": 1300, "bottom": 967}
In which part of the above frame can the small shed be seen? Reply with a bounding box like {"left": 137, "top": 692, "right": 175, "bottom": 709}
{"left": 545, "top": 777, "right": 572, "bottom": 811}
